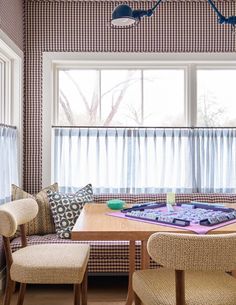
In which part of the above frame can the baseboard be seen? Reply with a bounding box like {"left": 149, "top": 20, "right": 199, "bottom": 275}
{"left": 0, "top": 267, "right": 6, "bottom": 294}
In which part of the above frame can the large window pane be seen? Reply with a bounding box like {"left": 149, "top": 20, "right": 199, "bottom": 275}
{"left": 143, "top": 70, "right": 185, "bottom": 126}
{"left": 57, "top": 68, "right": 186, "bottom": 127}
{"left": 58, "top": 70, "right": 99, "bottom": 126}
{"left": 101, "top": 70, "right": 142, "bottom": 126}
{"left": 197, "top": 70, "right": 236, "bottom": 127}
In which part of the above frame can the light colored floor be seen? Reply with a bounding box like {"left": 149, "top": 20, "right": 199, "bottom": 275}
{"left": 0, "top": 276, "right": 128, "bottom": 305}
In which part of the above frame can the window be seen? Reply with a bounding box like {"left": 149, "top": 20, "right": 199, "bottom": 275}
{"left": 43, "top": 53, "right": 236, "bottom": 193}
{"left": 0, "top": 53, "right": 11, "bottom": 125}
{"left": 57, "top": 68, "right": 185, "bottom": 127}
{"left": 0, "top": 32, "right": 23, "bottom": 203}
{"left": 197, "top": 69, "right": 236, "bottom": 127}
{"left": 143, "top": 70, "right": 185, "bottom": 126}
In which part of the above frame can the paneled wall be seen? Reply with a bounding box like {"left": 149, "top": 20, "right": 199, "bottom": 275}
{"left": 24, "top": 0, "right": 236, "bottom": 193}
{"left": 0, "top": 0, "right": 24, "bottom": 50}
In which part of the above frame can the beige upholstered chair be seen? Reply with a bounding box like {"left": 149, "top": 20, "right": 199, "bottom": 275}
{"left": 133, "top": 232, "right": 236, "bottom": 305}
{"left": 0, "top": 198, "right": 90, "bottom": 305}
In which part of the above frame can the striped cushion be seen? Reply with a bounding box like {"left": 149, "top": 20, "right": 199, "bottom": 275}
{"left": 11, "top": 183, "right": 58, "bottom": 236}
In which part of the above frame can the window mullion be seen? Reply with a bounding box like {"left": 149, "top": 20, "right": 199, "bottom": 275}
{"left": 186, "top": 64, "right": 197, "bottom": 127}
{"left": 141, "top": 69, "right": 144, "bottom": 125}
{"left": 99, "top": 69, "right": 101, "bottom": 124}
{"left": 6, "top": 59, "right": 11, "bottom": 124}
{"left": 0, "top": 60, "right": 4, "bottom": 123}
{"left": 53, "top": 66, "right": 59, "bottom": 125}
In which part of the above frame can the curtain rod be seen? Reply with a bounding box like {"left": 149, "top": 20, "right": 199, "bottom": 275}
{"left": 52, "top": 126, "right": 236, "bottom": 129}
{"left": 0, "top": 123, "right": 17, "bottom": 129}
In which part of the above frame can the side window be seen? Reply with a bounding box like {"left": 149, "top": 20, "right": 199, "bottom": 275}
{"left": 0, "top": 37, "right": 22, "bottom": 203}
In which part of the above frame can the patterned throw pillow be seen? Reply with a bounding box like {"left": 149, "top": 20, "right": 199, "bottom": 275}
{"left": 47, "top": 184, "right": 93, "bottom": 239}
{"left": 11, "top": 183, "right": 58, "bottom": 236}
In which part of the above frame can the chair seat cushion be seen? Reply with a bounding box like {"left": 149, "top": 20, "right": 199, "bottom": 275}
{"left": 11, "top": 244, "right": 89, "bottom": 284}
{"left": 10, "top": 234, "right": 160, "bottom": 273}
{"left": 133, "top": 268, "right": 236, "bottom": 305}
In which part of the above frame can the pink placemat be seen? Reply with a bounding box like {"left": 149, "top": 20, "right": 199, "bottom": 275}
{"left": 106, "top": 211, "right": 236, "bottom": 235}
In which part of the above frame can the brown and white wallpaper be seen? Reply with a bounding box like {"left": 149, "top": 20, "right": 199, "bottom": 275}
{"left": 24, "top": 0, "right": 236, "bottom": 193}
{"left": 0, "top": 0, "right": 24, "bottom": 50}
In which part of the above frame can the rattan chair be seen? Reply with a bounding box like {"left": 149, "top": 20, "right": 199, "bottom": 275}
{"left": 0, "top": 198, "right": 90, "bottom": 305}
{"left": 133, "top": 232, "right": 236, "bottom": 305}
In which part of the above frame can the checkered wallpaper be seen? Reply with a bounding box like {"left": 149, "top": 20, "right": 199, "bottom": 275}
{"left": 0, "top": 0, "right": 24, "bottom": 50}
{"left": 24, "top": 0, "right": 236, "bottom": 193}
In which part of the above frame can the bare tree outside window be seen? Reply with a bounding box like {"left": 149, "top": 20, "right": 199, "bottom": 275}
{"left": 197, "top": 90, "right": 226, "bottom": 127}
{"left": 59, "top": 70, "right": 142, "bottom": 126}
{"left": 57, "top": 69, "right": 185, "bottom": 127}
{"left": 197, "top": 70, "right": 236, "bottom": 127}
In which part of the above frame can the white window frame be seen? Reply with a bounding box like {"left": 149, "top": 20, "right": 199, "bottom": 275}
{"left": 0, "top": 47, "right": 11, "bottom": 124}
{"left": 0, "top": 53, "right": 12, "bottom": 125}
{"left": 0, "top": 30, "right": 23, "bottom": 186}
{"left": 42, "top": 52, "right": 236, "bottom": 188}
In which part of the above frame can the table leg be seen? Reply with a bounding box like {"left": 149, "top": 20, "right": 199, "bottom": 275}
{"left": 141, "top": 240, "right": 150, "bottom": 270}
{"left": 125, "top": 240, "right": 136, "bottom": 305}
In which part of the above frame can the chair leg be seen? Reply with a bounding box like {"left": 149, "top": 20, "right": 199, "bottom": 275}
{"left": 12, "top": 281, "right": 16, "bottom": 293}
{"left": 3, "top": 276, "right": 15, "bottom": 305}
{"left": 81, "top": 267, "right": 88, "bottom": 305}
{"left": 73, "top": 283, "right": 81, "bottom": 305}
{"left": 17, "top": 283, "right": 27, "bottom": 305}
{"left": 134, "top": 292, "right": 142, "bottom": 305}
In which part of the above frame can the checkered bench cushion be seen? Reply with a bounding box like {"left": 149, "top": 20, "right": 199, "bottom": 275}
{"left": 7, "top": 193, "right": 236, "bottom": 274}
{"left": 93, "top": 193, "right": 236, "bottom": 204}
{"left": 10, "top": 234, "right": 159, "bottom": 273}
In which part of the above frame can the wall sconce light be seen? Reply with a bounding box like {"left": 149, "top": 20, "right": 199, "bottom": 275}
{"left": 111, "top": 0, "right": 236, "bottom": 31}
{"left": 207, "top": 0, "right": 236, "bottom": 29}
{"left": 111, "top": 0, "right": 162, "bottom": 29}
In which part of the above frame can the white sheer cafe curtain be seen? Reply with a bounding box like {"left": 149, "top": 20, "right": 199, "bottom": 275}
{"left": 0, "top": 125, "right": 19, "bottom": 203}
{"left": 53, "top": 128, "right": 236, "bottom": 194}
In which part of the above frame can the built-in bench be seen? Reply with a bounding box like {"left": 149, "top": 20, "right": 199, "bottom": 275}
{"left": 1, "top": 193, "right": 236, "bottom": 283}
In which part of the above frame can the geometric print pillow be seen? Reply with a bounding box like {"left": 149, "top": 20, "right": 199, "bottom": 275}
{"left": 47, "top": 184, "right": 93, "bottom": 238}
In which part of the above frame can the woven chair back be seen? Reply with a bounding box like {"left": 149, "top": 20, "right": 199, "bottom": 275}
{"left": 147, "top": 232, "right": 236, "bottom": 272}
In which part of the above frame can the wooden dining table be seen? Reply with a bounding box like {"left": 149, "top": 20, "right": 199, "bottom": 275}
{"left": 71, "top": 203, "right": 236, "bottom": 305}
